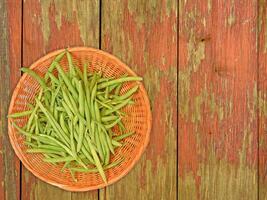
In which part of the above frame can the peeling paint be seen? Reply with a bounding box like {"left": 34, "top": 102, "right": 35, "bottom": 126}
{"left": 208, "top": 0, "right": 212, "bottom": 13}
{"left": 178, "top": 172, "right": 197, "bottom": 199}
{"left": 199, "top": 145, "right": 257, "bottom": 200}
{"left": 259, "top": 91, "right": 267, "bottom": 117}
{"left": 40, "top": 0, "right": 98, "bottom": 45}
{"left": 227, "top": 1, "right": 235, "bottom": 27}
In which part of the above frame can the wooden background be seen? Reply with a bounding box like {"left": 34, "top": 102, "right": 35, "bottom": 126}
{"left": 179, "top": 0, "right": 267, "bottom": 200}
{"left": 0, "top": 0, "right": 177, "bottom": 200}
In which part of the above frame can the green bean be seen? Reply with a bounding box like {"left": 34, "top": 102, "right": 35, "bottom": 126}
{"left": 115, "top": 83, "right": 123, "bottom": 95}
{"left": 66, "top": 51, "right": 76, "bottom": 77}
{"left": 38, "top": 144, "right": 65, "bottom": 152}
{"left": 98, "top": 124, "right": 114, "bottom": 154}
{"left": 50, "top": 83, "right": 61, "bottom": 112}
{"left": 69, "top": 169, "right": 77, "bottom": 182}
{"left": 111, "top": 140, "right": 122, "bottom": 147}
{"left": 116, "top": 85, "right": 139, "bottom": 101}
{"left": 87, "top": 137, "right": 107, "bottom": 183}
{"left": 104, "top": 117, "right": 121, "bottom": 129}
{"left": 43, "top": 156, "right": 75, "bottom": 163}
{"left": 44, "top": 50, "right": 66, "bottom": 81}
{"left": 21, "top": 67, "right": 47, "bottom": 89}
{"left": 94, "top": 101, "right": 101, "bottom": 122}
{"left": 27, "top": 148, "right": 64, "bottom": 155}
{"left": 98, "top": 76, "right": 142, "bottom": 89}
{"left": 61, "top": 161, "right": 71, "bottom": 172}
{"left": 95, "top": 99, "right": 113, "bottom": 110}
{"left": 39, "top": 134, "right": 73, "bottom": 157}
{"left": 84, "top": 99, "right": 91, "bottom": 130}
{"left": 24, "top": 141, "right": 37, "bottom": 148}
{"left": 99, "top": 128, "right": 109, "bottom": 163}
{"left": 101, "top": 115, "right": 118, "bottom": 122}
{"left": 78, "top": 81, "right": 85, "bottom": 117}
{"left": 47, "top": 72, "right": 60, "bottom": 85}
{"left": 62, "top": 101, "right": 73, "bottom": 118}
{"left": 102, "top": 98, "right": 131, "bottom": 116}
{"left": 104, "top": 86, "right": 109, "bottom": 99}
{"left": 71, "top": 158, "right": 124, "bottom": 172}
{"left": 27, "top": 103, "right": 35, "bottom": 110}
{"left": 89, "top": 73, "right": 98, "bottom": 92}
{"left": 26, "top": 89, "right": 43, "bottom": 132}
{"left": 72, "top": 125, "right": 95, "bottom": 164}
{"left": 59, "top": 113, "right": 69, "bottom": 134}
{"left": 55, "top": 63, "right": 78, "bottom": 98}
{"left": 69, "top": 122, "right": 77, "bottom": 158}
{"left": 114, "top": 132, "right": 135, "bottom": 141}
{"left": 77, "top": 122, "right": 85, "bottom": 153}
{"left": 75, "top": 65, "right": 83, "bottom": 80}
{"left": 36, "top": 99, "right": 70, "bottom": 146}
{"left": 94, "top": 125, "right": 104, "bottom": 162}
{"left": 117, "top": 120, "right": 126, "bottom": 132}
{"left": 8, "top": 110, "right": 32, "bottom": 118}
{"left": 104, "top": 149, "right": 110, "bottom": 166}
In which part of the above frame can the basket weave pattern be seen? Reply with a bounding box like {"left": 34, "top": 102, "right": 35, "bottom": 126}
{"left": 8, "top": 47, "right": 152, "bottom": 191}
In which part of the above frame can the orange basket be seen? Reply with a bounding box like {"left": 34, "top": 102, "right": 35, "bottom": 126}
{"left": 8, "top": 47, "right": 152, "bottom": 191}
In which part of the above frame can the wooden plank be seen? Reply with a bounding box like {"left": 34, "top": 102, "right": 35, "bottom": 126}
{"left": 21, "top": 0, "right": 99, "bottom": 199}
{"left": 258, "top": 1, "right": 267, "bottom": 199}
{"left": 101, "top": 1, "right": 177, "bottom": 199}
{"left": 0, "top": 0, "right": 22, "bottom": 199}
{"left": 179, "top": 0, "right": 258, "bottom": 199}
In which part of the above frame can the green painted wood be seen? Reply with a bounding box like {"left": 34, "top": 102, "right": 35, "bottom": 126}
{"left": 101, "top": 0, "right": 177, "bottom": 199}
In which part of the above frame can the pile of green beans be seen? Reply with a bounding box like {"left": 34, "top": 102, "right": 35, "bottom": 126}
{"left": 9, "top": 50, "right": 142, "bottom": 183}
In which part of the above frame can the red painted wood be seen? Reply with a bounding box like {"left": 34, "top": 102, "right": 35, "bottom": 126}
{"left": 179, "top": 0, "right": 258, "bottom": 199}
{"left": 0, "top": 1, "right": 22, "bottom": 200}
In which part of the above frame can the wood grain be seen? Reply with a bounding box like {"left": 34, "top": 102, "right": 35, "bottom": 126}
{"left": 21, "top": 0, "right": 99, "bottom": 199}
{"left": 179, "top": 0, "right": 258, "bottom": 199}
{"left": 1, "top": 0, "right": 22, "bottom": 199}
{"left": 101, "top": 0, "right": 177, "bottom": 199}
{"left": 259, "top": 1, "right": 267, "bottom": 199}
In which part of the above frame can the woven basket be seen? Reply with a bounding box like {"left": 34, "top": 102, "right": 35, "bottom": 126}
{"left": 8, "top": 47, "right": 152, "bottom": 191}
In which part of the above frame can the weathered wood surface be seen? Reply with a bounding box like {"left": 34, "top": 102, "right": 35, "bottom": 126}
{"left": 0, "top": 0, "right": 22, "bottom": 200}
{"left": 1, "top": 0, "right": 177, "bottom": 200}
{"left": 21, "top": 0, "right": 99, "bottom": 200}
{"left": 179, "top": 0, "right": 258, "bottom": 200}
{"left": 259, "top": 1, "right": 267, "bottom": 200}
{"left": 101, "top": 0, "right": 177, "bottom": 199}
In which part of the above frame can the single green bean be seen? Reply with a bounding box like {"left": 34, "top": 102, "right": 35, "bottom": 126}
{"left": 27, "top": 148, "right": 64, "bottom": 155}
{"left": 104, "top": 117, "right": 121, "bottom": 129}
{"left": 98, "top": 76, "right": 142, "bottom": 89}
{"left": 101, "top": 115, "right": 118, "bottom": 122}
{"left": 114, "top": 132, "right": 135, "bottom": 141}
{"left": 66, "top": 51, "right": 76, "bottom": 77}
{"left": 115, "top": 83, "right": 123, "bottom": 95}
{"left": 43, "top": 156, "right": 75, "bottom": 163}
{"left": 71, "top": 158, "right": 124, "bottom": 172}
{"left": 44, "top": 50, "right": 66, "bottom": 81}
{"left": 87, "top": 137, "right": 107, "bottom": 183}
{"left": 111, "top": 140, "right": 122, "bottom": 147}
{"left": 8, "top": 110, "right": 32, "bottom": 118}
{"left": 47, "top": 72, "right": 60, "bottom": 85}
{"left": 69, "top": 121, "right": 77, "bottom": 158}
{"left": 102, "top": 98, "right": 131, "bottom": 116}
{"left": 116, "top": 85, "right": 139, "bottom": 101}
{"left": 21, "top": 67, "right": 47, "bottom": 89}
